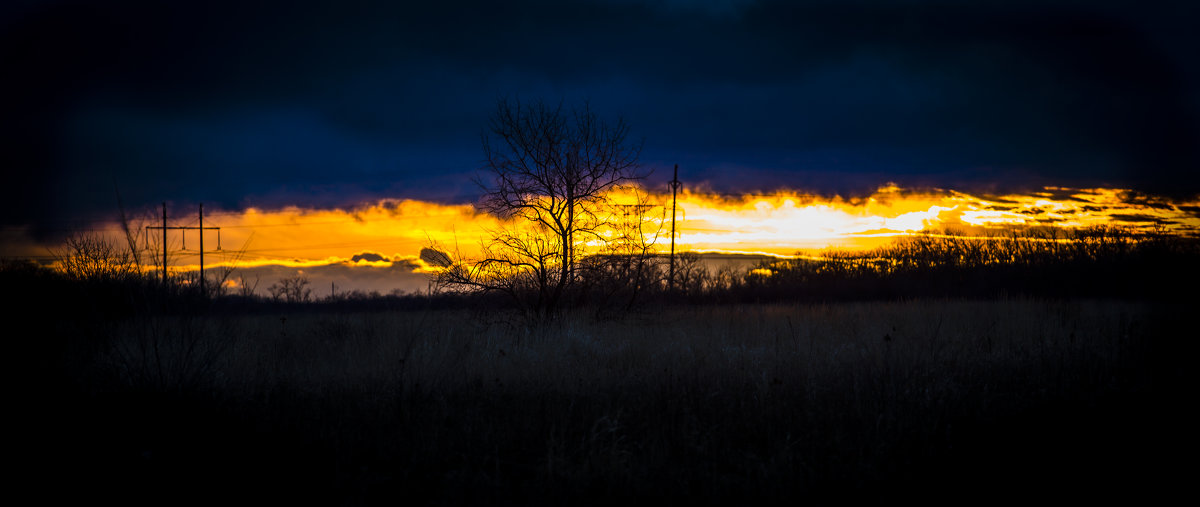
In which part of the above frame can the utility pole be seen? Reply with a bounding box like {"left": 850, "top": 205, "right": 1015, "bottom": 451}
{"left": 669, "top": 164, "right": 681, "bottom": 292}
{"left": 199, "top": 203, "right": 205, "bottom": 297}
{"left": 161, "top": 202, "right": 167, "bottom": 286}
{"left": 146, "top": 203, "right": 221, "bottom": 296}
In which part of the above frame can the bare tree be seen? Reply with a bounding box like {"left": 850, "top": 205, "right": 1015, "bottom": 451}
{"left": 236, "top": 274, "right": 260, "bottom": 298}
{"left": 54, "top": 233, "right": 138, "bottom": 281}
{"left": 267, "top": 276, "right": 312, "bottom": 303}
{"left": 579, "top": 189, "right": 667, "bottom": 311}
{"left": 670, "top": 251, "right": 708, "bottom": 297}
{"left": 440, "top": 228, "right": 565, "bottom": 316}
{"left": 438, "top": 98, "right": 644, "bottom": 317}
{"left": 204, "top": 232, "right": 254, "bottom": 298}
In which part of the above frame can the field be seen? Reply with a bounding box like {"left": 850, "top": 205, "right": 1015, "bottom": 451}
{"left": 15, "top": 297, "right": 1187, "bottom": 505}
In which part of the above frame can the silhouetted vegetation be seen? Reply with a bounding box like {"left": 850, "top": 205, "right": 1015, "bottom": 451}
{"left": 9, "top": 293, "right": 1187, "bottom": 505}
{"left": 10, "top": 225, "right": 1198, "bottom": 316}
{"left": 6, "top": 225, "right": 1195, "bottom": 505}
{"left": 739, "top": 226, "right": 1200, "bottom": 302}
{"left": 436, "top": 98, "right": 646, "bottom": 319}
{"left": 267, "top": 275, "right": 313, "bottom": 303}
{"left": 527, "top": 225, "right": 1200, "bottom": 310}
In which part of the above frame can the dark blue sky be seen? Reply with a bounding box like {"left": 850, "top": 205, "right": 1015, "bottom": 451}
{"left": 4, "top": 0, "right": 1198, "bottom": 236}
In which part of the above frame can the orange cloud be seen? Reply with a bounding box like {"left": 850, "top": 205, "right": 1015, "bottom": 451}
{"left": 12, "top": 185, "right": 1198, "bottom": 294}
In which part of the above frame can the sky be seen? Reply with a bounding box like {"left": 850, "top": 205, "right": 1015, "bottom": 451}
{"left": 3, "top": 0, "right": 1199, "bottom": 294}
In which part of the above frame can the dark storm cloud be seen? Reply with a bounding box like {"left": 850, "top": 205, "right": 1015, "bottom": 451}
{"left": 3, "top": 0, "right": 1197, "bottom": 235}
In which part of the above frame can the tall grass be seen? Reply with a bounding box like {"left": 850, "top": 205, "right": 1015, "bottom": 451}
{"left": 21, "top": 298, "right": 1179, "bottom": 505}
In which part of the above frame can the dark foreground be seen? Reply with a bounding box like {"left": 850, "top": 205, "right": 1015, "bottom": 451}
{"left": 12, "top": 299, "right": 1191, "bottom": 506}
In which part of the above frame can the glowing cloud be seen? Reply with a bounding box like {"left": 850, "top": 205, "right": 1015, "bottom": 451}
{"left": 12, "top": 185, "right": 1199, "bottom": 294}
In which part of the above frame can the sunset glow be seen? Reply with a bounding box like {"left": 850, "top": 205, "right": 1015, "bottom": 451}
{"left": 7, "top": 184, "right": 1195, "bottom": 296}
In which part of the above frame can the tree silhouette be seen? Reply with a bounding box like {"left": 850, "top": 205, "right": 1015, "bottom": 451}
{"left": 437, "top": 98, "right": 644, "bottom": 317}
{"left": 54, "top": 232, "right": 138, "bottom": 282}
{"left": 579, "top": 191, "right": 667, "bottom": 312}
{"left": 267, "top": 275, "right": 311, "bottom": 303}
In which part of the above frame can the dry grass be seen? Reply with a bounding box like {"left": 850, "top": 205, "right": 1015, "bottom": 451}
{"left": 27, "top": 298, "right": 1178, "bottom": 505}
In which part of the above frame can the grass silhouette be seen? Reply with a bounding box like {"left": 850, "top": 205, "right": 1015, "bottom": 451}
{"left": 11, "top": 295, "right": 1187, "bottom": 505}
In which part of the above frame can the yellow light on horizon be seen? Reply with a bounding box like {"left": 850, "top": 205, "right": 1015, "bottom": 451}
{"left": 17, "top": 185, "right": 1200, "bottom": 278}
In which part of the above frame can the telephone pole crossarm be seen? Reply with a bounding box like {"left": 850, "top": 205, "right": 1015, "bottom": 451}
{"left": 144, "top": 203, "right": 222, "bottom": 296}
